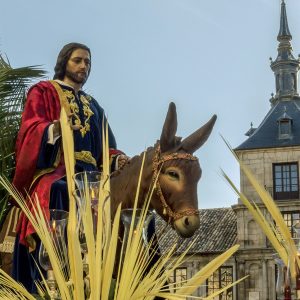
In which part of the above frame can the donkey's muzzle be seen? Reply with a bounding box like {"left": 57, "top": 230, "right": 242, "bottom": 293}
{"left": 173, "top": 215, "right": 200, "bottom": 238}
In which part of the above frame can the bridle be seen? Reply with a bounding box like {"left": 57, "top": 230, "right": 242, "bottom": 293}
{"left": 152, "top": 145, "right": 200, "bottom": 223}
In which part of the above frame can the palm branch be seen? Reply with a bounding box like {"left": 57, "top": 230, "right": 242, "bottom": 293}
{"left": 0, "top": 114, "right": 244, "bottom": 299}
{"left": 0, "top": 54, "right": 46, "bottom": 224}
{"left": 222, "top": 137, "right": 300, "bottom": 279}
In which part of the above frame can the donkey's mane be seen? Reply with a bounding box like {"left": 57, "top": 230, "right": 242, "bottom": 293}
{"left": 110, "top": 143, "right": 157, "bottom": 213}
{"left": 111, "top": 142, "right": 159, "bottom": 178}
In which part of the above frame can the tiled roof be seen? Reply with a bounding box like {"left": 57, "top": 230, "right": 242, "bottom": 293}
{"left": 155, "top": 207, "right": 237, "bottom": 254}
{"left": 236, "top": 100, "right": 300, "bottom": 150}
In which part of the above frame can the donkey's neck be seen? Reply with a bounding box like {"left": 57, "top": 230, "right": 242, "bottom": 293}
{"left": 110, "top": 146, "right": 156, "bottom": 215}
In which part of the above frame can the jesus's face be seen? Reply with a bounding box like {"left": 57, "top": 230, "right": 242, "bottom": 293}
{"left": 64, "top": 48, "right": 91, "bottom": 87}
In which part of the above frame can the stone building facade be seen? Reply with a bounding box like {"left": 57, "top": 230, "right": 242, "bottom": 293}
{"left": 233, "top": 148, "right": 300, "bottom": 299}
{"left": 158, "top": 1, "right": 300, "bottom": 299}
{"left": 234, "top": 0, "right": 300, "bottom": 298}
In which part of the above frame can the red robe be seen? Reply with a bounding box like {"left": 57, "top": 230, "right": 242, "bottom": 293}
{"left": 13, "top": 81, "right": 61, "bottom": 196}
{"left": 12, "top": 81, "right": 65, "bottom": 246}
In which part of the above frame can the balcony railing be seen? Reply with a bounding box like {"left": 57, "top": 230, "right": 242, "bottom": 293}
{"left": 264, "top": 185, "right": 299, "bottom": 200}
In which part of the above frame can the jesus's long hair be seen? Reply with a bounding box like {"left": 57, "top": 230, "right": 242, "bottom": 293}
{"left": 53, "top": 42, "right": 91, "bottom": 81}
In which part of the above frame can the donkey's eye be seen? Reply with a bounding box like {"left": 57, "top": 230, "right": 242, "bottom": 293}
{"left": 167, "top": 170, "right": 180, "bottom": 180}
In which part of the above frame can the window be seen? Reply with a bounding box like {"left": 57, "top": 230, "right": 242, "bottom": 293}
{"left": 169, "top": 267, "right": 187, "bottom": 292}
{"left": 282, "top": 211, "right": 300, "bottom": 238}
{"left": 247, "top": 220, "right": 259, "bottom": 246}
{"left": 273, "top": 163, "right": 299, "bottom": 200}
{"left": 279, "top": 119, "right": 291, "bottom": 136}
{"left": 207, "top": 266, "right": 233, "bottom": 300}
{"left": 277, "top": 108, "right": 293, "bottom": 139}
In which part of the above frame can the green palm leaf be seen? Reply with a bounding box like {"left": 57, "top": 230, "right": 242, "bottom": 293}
{"left": 0, "top": 53, "right": 46, "bottom": 224}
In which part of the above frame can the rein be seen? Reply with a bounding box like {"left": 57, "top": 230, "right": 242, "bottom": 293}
{"left": 152, "top": 145, "right": 200, "bottom": 223}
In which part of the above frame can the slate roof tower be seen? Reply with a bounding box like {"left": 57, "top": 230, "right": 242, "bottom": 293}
{"left": 236, "top": 0, "right": 300, "bottom": 151}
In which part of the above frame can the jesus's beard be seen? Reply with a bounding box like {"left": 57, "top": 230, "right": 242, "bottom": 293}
{"left": 65, "top": 70, "right": 88, "bottom": 85}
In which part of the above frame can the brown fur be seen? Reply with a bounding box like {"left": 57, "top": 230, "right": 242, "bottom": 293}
{"left": 110, "top": 143, "right": 201, "bottom": 224}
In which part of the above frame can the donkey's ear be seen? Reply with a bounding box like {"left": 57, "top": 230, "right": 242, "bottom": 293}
{"left": 179, "top": 114, "right": 217, "bottom": 154}
{"left": 160, "top": 102, "right": 178, "bottom": 152}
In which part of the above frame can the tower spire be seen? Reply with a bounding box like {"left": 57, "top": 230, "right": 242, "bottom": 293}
{"left": 270, "top": 0, "right": 300, "bottom": 104}
{"left": 278, "top": 0, "right": 292, "bottom": 39}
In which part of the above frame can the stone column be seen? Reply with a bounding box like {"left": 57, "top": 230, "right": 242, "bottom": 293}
{"left": 237, "top": 259, "right": 246, "bottom": 300}
{"left": 268, "top": 259, "right": 276, "bottom": 300}
{"left": 262, "top": 259, "right": 268, "bottom": 300}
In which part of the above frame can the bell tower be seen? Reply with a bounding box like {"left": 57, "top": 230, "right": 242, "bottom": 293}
{"left": 233, "top": 1, "right": 300, "bottom": 299}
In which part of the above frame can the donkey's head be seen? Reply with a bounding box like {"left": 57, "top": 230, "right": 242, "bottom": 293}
{"left": 150, "top": 102, "right": 216, "bottom": 238}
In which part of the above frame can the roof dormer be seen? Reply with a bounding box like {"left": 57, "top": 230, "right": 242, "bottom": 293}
{"left": 277, "top": 106, "right": 293, "bottom": 139}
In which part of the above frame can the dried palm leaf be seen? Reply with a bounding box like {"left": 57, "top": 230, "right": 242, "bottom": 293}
{"left": 0, "top": 121, "right": 245, "bottom": 299}
{"left": 57, "top": 83, "right": 84, "bottom": 299}
{"left": 222, "top": 137, "right": 300, "bottom": 277}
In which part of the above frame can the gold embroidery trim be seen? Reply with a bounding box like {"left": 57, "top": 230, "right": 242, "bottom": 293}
{"left": 57, "top": 87, "right": 94, "bottom": 138}
{"left": 80, "top": 95, "right": 94, "bottom": 137}
{"left": 75, "top": 151, "right": 97, "bottom": 167}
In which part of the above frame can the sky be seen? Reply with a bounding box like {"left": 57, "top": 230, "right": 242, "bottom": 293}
{"left": 1, "top": 0, "right": 300, "bottom": 209}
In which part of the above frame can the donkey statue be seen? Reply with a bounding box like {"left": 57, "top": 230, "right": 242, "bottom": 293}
{"left": 110, "top": 102, "right": 217, "bottom": 238}
{"left": 0, "top": 102, "right": 216, "bottom": 277}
